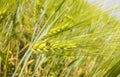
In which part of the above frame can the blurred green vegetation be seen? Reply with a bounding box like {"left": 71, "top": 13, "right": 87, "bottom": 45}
{"left": 0, "top": 0, "right": 120, "bottom": 77}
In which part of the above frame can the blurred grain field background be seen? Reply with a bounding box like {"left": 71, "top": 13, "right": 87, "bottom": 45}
{"left": 0, "top": 0, "right": 120, "bottom": 77}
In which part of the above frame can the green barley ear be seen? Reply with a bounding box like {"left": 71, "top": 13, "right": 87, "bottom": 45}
{"left": 42, "top": 22, "right": 75, "bottom": 39}
{"left": 32, "top": 39, "right": 77, "bottom": 54}
{"left": 33, "top": 0, "right": 44, "bottom": 23}
{"left": 42, "top": 13, "right": 94, "bottom": 40}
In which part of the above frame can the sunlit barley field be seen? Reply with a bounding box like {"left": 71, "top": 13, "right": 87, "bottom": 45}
{"left": 0, "top": 0, "right": 120, "bottom": 77}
